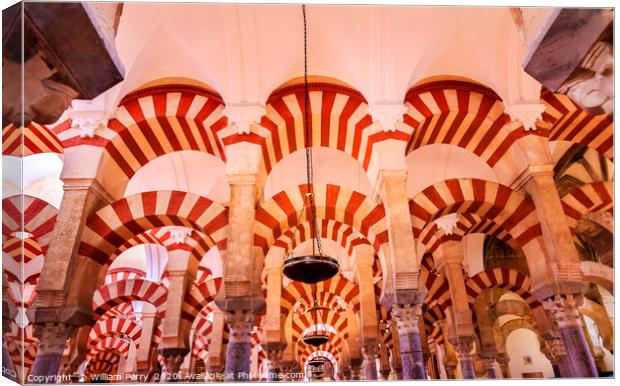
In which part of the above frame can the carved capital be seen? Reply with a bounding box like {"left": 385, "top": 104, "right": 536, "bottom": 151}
{"left": 360, "top": 338, "right": 379, "bottom": 361}
{"left": 223, "top": 104, "right": 267, "bottom": 135}
{"left": 505, "top": 103, "right": 546, "bottom": 131}
{"left": 391, "top": 303, "right": 422, "bottom": 335}
{"left": 543, "top": 293, "right": 582, "bottom": 329}
{"left": 368, "top": 103, "right": 407, "bottom": 132}
{"left": 166, "top": 226, "right": 193, "bottom": 245}
{"left": 32, "top": 322, "right": 73, "bottom": 356}
{"left": 224, "top": 309, "right": 257, "bottom": 343}
{"left": 450, "top": 335, "right": 475, "bottom": 359}
{"left": 433, "top": 213, "right": 459, "bottom": 236}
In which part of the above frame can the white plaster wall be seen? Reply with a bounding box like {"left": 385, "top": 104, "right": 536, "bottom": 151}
{"left": 462, "top": 233, "right": 485, "bottom": 277}
{"left": 125, "top": 150, "right": 230, "bottom": 203}
{"left": 264, "top": 147, "right": 372, "bottom": 200}
{"left": 2, "top": 154, "right": 64, "bottom": 208}
{"left": 505, "top": 328, "right": 554, "bottom": 378}
{"left": 406, "top": 144, "right": 498, "bottom": 198}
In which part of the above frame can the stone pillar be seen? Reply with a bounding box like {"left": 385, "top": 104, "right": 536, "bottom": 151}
{"left": 452, "top": 336, "right": 476, "bottom": 379}
{"left": 479, "top": 352, "right": 498, "bottom": 378}
{"left": 30, "top": 323, "right": 73, "bottom": 383}
{"left": 496, "top": 353, "right": 511, "bottom": 378}
{"left": 360, "top": 339, "right": 378, "bottom": 380}
{"left": 159, "top": 349, "right": 187, "bottom": 383}
{"left": 349, "top": 357, "right": 362, "bottom": 380}
{"left": 391, "top": 302, "right": 427, "bottom": 379}
{"left": 222, "top": 308, "right": 257, "bottom": 381}
{"left": 135, "top": 303, "right": 159, "bottom": 379}
{"left": 388, "top": 320, "right": 403, "bottom": 380}
{"left": 378, "top": 342, "right": 391, "bottom": 380}
{"left": 261, "top": 341, "right": 285, "bottom": 382}
{"left": 544, "top": 294, "right": 597, "bottom": 377}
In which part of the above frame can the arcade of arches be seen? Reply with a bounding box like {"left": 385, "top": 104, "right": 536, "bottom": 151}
{"left": 1, "top": 3, "right": 615, "bottom": 383}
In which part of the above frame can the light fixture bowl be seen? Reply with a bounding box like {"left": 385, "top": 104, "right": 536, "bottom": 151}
{"left": 283, "top": 254, "right": 339, "bottom": 284}
{"left": 303, "top": 332, "right": 330, "bottom": 347}
{"left": 308, "top": 358, "right": 326, "bottom": 368}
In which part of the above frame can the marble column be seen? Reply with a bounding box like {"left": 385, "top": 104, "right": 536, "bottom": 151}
{"left": 452, "top": 336, "right": 476, "bottom": 379}
{"left": 496, "top": 353, "right": 511, "bottom": 378}
{"left": 159, "top": 348, "right": 187, "bottom": 382}
{"left": 391, "top": 303, "right": 427, "bottom": 379}
{"left": 544, "top": 294, "right": 597, "bottom": 377}
{"left": 262, "top": 341, "right": 285, "bottom": 381}
{"left": 223, "top": 308, "right": 256, "bottom": 381}
{"left": 2, "top": 338, "right": 17, "bottom": 382}
{"left": 378, "top": 341, "right": 391, "bottom": 380}
{"left": 479, "top": 352, "right": 498, "bottom": 378}
{"left": 135, "top": 303, "right": 159, "bottom": 380}
{"left": 361, "top": 339, "right": 378, "bottom": 380}
{"left": 349, "top": 357, "right": 362, "bottom": 380}
{"left": 30, "top": 323, "right": 73, "bottom": 383}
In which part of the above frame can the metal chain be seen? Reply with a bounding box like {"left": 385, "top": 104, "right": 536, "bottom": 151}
{"left": 302, "top": 4, "right": 324, "bottom": 257}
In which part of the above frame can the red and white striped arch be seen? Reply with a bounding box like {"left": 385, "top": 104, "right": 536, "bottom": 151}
{"left": 422, "top": 270, "right": 451, "bottom": 310}
{"left": 465, "top": 268, "right": 541, "bottom": 309}
{"left": 255, "top": 184, "right": 389, "bottom": 258}
{"left": 281, "top": 275, "right": 360, "bottom": 316}
{"left": 403, "top": 80, "right": 532, "bottom": 169}
{"left": 85, "top": 351, "right": 121, "bottom": 376}
{"left": 98, "top": 302, "right": 136, "bottom": 322}
{"left": 422, "top": 305, "right": 446, "bottom": 345}
{"left": 88, "top": 317, "right": 142, "bottom": 349}
{"left": 56, "top": 85, "right": 228, "bottom": 196}
{"left": 92, "top": 279, "right": 168, "bottom": 318}
{"left": 105, "top": 268, "right": 146, "bottom": 284}
{"left": 541, "top": 90, "right": 613, "bottom": 160}
{"left": 273, "top": 219, "right": 374, "bottom": 258}
{"left": 292, "top": 311, "right": 350, "bottom": 345}
{"left": 87, "top": 336, "right": 131, "bottom": 360}
{"left": 2, "top": 195, "right": 58, "bottom": 253}
{"left": 297, "top": 330, "right": 344, "bottom": 361}
{"left": 419, "top": 213, "right": 512, "bottom": 254}
{"left": 223, "top": 81, "right": 386, "bottom": 173}
{"left": 304, "top": 350, "right": 338, "bottom": 371}
{"left": 78, "top": 191, "right": 228, "bottom": 267}
{"left": 409, "top": 178, "right": 542, "bottom": 248}
{"left": 2, "top": 122, "right": 64, "bottom": 157}
{"left": 182, "top": 277, "right": 222, "bottom": 321}
{"left": 561, "top": 181, "right": 613, "bottom": 230}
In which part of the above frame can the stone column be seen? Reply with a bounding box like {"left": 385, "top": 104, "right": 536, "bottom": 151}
{"left": 391, "top": 302, "right": 427, "bottom": 379}
{"left": 159, "top": 349, "right": 187, "bottom": 383}
{"left": 387, "top": 320, "right": 403, "bottom": 380}
{"left": 30, "top": 323, "right": 73, "bottom": 383}
{"left": 261, "top": 341, "right": 285, "bottom": 381}
{"left": 222, "top": 308, "right": 257, "bottom": 381}
{"left": 360, "top": 339, "right": 378, "bottom": 380}
{"left": 378, "top": 341, "right": 391, "bottom": 380}
{"left": 479, "top": 352, "right": 498, "bottom": 378}
{"left": 349, "top": 357, "right": 362, "bottom": 380}
{"left": 135, "top": 303, "right": 159, "bottom": 379}
{"left": 544, "top": 294, "right": 597, "bottom": 377}
{"left": 496, "top": 353, "right": 511, "bottom": 378}
{"left": 452, "top": 336, "right": 476, "bottom": 379}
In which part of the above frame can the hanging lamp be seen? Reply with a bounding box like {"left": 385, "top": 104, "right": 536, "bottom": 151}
{"left": 282, "top": 4, "right": 339, "bottom": 285}
{"left": 302, "top": 286, "right": 330, "bottom": 347}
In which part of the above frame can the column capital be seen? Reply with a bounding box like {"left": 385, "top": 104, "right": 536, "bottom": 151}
{"left": 68, "top": 98, "right": 110, "bottom": 138}
{"left": 449, "top": 335, "right": 475, "bottom": 358}
{"left": 391, "top": 303, "right": 422, "bottom": 335}
{"left": 33, "top": 322, "right": 73, "bottom": 356}
{"left": 223, "top": 103, "right": 267, "bottom": 135}
{"left": 223, "top": 308, "right": 258, "bottom": 344}
{"left": 360, "top": 338, "right": 379, "bottom": 358}
{"left": 504, "top": 102, "right": 546, "bottom": 131}
{"left": 368, "top": 102, "right": 407, "bottom": 132}
{"left": 542, "top": 293, "right": 583, "bottom": 328}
